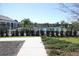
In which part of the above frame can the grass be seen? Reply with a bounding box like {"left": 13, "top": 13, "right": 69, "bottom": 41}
{"left": 59, "top": 37, "right": 79, "bottom": 43}
{"left": 42, "top": 36, "right": 79, "bottom": 56}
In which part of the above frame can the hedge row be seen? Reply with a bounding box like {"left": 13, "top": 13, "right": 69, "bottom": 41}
{"left": 0, "top": 29, "right": 78, "bottom": 37}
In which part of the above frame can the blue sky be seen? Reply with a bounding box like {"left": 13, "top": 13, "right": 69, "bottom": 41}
{"left": 0, "top": 3, "right": 70, "bottom": 23}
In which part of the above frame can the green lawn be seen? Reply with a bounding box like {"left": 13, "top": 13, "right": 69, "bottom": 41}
{"left": 42, "top": 36, "right": 79, "bottom": 56}
{"left": 58, "top": 37, "right": 79, "bottom": 44}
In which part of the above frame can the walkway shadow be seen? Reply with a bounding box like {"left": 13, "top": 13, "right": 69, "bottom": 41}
{"left": 0, "top": 40, "right": 25, "bottom": 56}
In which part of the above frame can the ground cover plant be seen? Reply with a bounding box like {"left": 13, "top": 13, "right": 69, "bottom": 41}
{"left": 42, "top": 36, "right": 79, "bottom": 56}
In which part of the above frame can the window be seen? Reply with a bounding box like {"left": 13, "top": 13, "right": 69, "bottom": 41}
{"left": 11, "top": 23, "right": 13, "bottom": 29}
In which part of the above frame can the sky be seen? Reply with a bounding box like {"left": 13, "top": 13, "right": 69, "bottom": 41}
{"left": 0, "top": 3, "right": 71, "bottom": 23}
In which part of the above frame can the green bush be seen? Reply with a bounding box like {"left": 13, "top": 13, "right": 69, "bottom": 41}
{"left": 51, "top": 31, "right": 54, "bottom": 37}
{"left": 30, "top": 30, "right": 35, "bottom": 36}
{"left": 26, "top": 29, "right": 30, "bottom": 36}
{"left": 46, "top": 31, "right": 50, "bottom": 36}
{"left": 11, "top": 31, "right": 15, "bottom": 36}
{"left": 15, "top": 29, "right": 19, "bottom": 36}
{"left": 36, "top": 30, "right": 40, "bottom": 36}
{"left": 60, "top": 31, "right": 64, "bottom": 37}
{"left": 20, "top": 30, "right": 24, "bottom": 36}
{"left": 5, "top": 30, "right": 9, "bottom": 36}
{"left": 55, "top": 31, "right": 59, "bottom": 37}
{"left": 0, "top": 29, "right": 4, "bottom": 37}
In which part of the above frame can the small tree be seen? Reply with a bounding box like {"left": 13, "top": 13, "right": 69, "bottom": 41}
{"left": 5, "top": 29, "right": 9, "bottom": 37}
{"left": 26, "top": 29, "right": 30, "bottom": 36}
{"left": 60, "top": 30, "right": 64, "bottom": 37}
{"left": 55, "top": 31, "right": 59, "bottom": 37}
{"left": 11, "top": 31, "right": 15, "bottom": 36}
{"left": 36, "top": 30, "right": 40, "bottom": 36}
{"left": 40, "top": 30, "right": 44, "bottom": 36}
{"left": 65, "top": 31, "right": 68, "bottom": 37}
{"left": 15, "top": 29, "right": 19, "bottom": 36}
{"left": 30, "top": 30, "right": 35, "bottom": 36}
{"left": 20, "top": 29, "right": 24, "bottom": 36}
{"left": 69, "top": 31, "right": 72, "bottom": 37}
{"left": 73, "top": 30, "right": 77, "bottom": 37}
{"left": 65, "top": 31, "right": 71, "bottom": 37}
{"left": 0, "top": 29, "right": 4, "bottom": 37}
{"left": 46, "top": 30, "right": 50, "bottom": 36}
{"left": 51, "top": 31, "right": 54, "bottom": 37}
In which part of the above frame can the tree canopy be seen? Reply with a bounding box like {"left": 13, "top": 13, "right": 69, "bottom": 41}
{"left": 20, "top": 18, "right": 32, "bottom": 28}
{"left": 59, "top": 3, "right": 79, "bottom": 21}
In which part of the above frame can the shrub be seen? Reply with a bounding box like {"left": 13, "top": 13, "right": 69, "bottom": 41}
{"left": 11, "top": 31, "right": 15, "bottom": 36}
{"left": 0, "top": 29, "right": 4, "bottom": 37}
{"left": 5, "top": 30, "right": 9, "bottom": 36}
{"left": 60, "top": 31, "right": 64, "bottom": 37}
{"left": 65, "top": 31, "right": 72, "bottom": 37}
{"left": 15, "top": 29, "right": 19, "bottom": 36}
{"left": 46, "top": 31, "right": 50, "bottom": 36}
{"left": 69, "top": 31, "right": 72, "bottom": 37}
{"left": 73, "top": 30, "right": 77, "bottom": 37}
{"left": 30, "top": 30, "right": 35, "bottom": 36}
{"left": 36, "top": 30, "right": 40, "bottom": 36}
{"left": 51, "top": 31, "right": 54, "bottom": 37}
{"left": 40, "top": 30, "right": 44, "bottom": 36}
{"left": 65, "top": 31, "right": 69, "bottom": 37}
{"left": 55, "top": 31, "right": 59, "bottom": 37}
{"left": 20, "top": 30, "right": 24, "bottom": 36}
{"left": 26, "top": 29, "right": 29, "bottom": 36}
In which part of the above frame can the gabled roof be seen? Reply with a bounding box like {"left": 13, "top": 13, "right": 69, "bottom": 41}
{"left": 0, "top": 15, "right": 12, "bottom": 21}
{"left": 0, "top": 15, "right": 18, "bottom": 23}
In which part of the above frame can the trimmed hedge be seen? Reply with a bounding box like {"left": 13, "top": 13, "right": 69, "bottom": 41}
{"left": 0, "top": 29, "right": 78, "bottom": 37}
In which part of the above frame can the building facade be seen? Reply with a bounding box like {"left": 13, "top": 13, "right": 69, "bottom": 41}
{"left": 30, "top": 23, "right": 67, "bottom": 32}
{"left": 0, "top": 15, "right": 19, "bottom": 30}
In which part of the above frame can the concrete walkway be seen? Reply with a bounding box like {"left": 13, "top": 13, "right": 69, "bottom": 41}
{"left": 0, "top": 37, "right": 47, "bottom": 56}
{"left": 17, "top": 37, "right": 47, "bottom": 56}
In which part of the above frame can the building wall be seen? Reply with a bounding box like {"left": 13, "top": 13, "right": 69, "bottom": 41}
{"left": 0, "top": 15, "right": 19, "bottom": 30}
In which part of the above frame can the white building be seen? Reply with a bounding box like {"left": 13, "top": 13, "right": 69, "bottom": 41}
{"left": 0, "top": 15, "right": 19, "bottom": 30}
